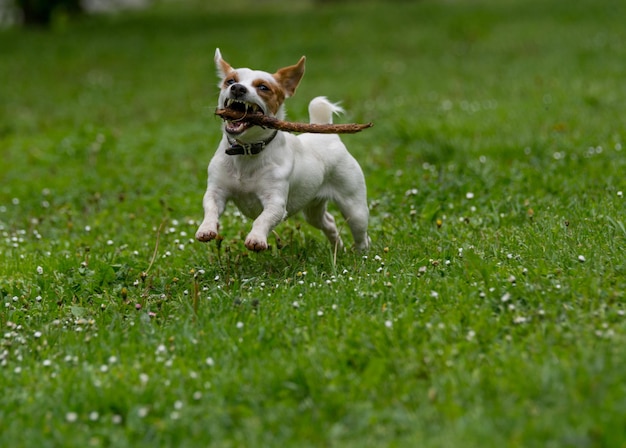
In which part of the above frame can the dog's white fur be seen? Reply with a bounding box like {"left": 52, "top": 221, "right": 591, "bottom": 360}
{"left": 195, "top": 49, "right": 369, "bottom": 252}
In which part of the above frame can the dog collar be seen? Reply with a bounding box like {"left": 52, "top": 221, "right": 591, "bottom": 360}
{"left": 226, "top": 131, "right": 278, "bottom": 156}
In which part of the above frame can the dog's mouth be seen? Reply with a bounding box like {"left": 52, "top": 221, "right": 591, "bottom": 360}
{"left": 223, "top": 99, "right": 264, "bottom": 135}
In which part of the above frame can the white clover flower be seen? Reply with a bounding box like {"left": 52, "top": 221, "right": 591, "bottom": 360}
{"left": 508, "top": 275, "right": 516, "bottom": 284}
{"left": 578, "top": 255, "right": 586, "bottom": 263}
{"left": 36, "top": 266, "right": 44, "bottom": 275}
{"left": 65, "top": 412, "right": 78, "bottom": 423}
{"left": 155, "top": 344, "right": 167, "bottom": 355}
{"left": 384, "top": 320, "right": 393, "bottom": 328}
{"left": 206, "top": 357, "right": 215, "bottom": 367}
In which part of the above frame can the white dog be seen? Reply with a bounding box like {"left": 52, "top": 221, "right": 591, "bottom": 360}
{"left": 195, "top": 49, "right": 370, "bottom": 252}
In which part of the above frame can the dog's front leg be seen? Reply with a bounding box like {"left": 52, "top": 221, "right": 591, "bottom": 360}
{"left": 195, "top": 188, "right": 226, "bottom": 242}
{"left": 245, "top": 195, "right": 287, "bottom": 252}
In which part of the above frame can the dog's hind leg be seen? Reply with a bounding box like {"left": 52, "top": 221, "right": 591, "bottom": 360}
{"left": 334, "top": 194, "right": 370, "bottom": 252}
{"left": 303, "top": 199, "right": 344, "bottom": 250}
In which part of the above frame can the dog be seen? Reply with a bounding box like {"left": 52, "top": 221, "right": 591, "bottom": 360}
{"left": 195, "top": 49, "right": 370, "bottom": 252}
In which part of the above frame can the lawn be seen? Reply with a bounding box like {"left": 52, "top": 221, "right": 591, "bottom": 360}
{"left": 1, "top": 0, "right": 626, "bottom": 446}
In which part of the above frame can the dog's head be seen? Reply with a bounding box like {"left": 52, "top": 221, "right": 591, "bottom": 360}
{"left": 215, "top": 48, "right": 305, "bottom": 140}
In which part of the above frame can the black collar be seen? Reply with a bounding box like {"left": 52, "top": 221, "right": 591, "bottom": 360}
{"left": 226, "top": 131, "right": 278, "bottom": 156}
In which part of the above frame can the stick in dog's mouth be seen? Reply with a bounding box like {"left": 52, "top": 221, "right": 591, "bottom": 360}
{"left": 221, "top": 100, "right": 266, "bottom": 134}
{"left": 216, "top": 108, "right": 373, "bottom": 135}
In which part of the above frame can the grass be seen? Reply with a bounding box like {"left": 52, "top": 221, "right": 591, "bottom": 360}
{"left": 1, "top": 0, "right": 626, "bottom": 446}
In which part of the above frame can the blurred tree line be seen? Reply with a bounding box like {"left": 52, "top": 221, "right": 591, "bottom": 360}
{"left": 15, "top": 0, "right": 82, "bottom": 26}
{"left": 12, "top": 0, "right": 391, "bottom": 28}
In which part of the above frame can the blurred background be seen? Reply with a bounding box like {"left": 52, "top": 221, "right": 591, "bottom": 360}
{"left": 1, "top": 0, "right": 624, "bottom": 222}
{"left": 1, "top": 0, "right": 357, "bottom": 27}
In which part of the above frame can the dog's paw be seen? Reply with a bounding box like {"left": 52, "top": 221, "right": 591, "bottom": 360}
{"left": 354, "top": 235, "right": 371, "bottom": 252}
{"left": 195, "top": 228, "right": 218, "bottom": 242}
{"left": 245, "top": 235, "right": 268, "bottom": 252}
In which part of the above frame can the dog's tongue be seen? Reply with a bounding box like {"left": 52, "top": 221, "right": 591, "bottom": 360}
{"left": 226, "top": 121, "right": 249, "bottom": 134}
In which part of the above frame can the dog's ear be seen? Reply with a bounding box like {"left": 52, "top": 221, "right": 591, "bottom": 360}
{"left": 274, "top": 56, "right": 306, "bottom": 97}
{"left": 215, "top": 48, "right": 233, "bottom": 79}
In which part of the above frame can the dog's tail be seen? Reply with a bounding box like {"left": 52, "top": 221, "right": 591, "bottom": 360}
{"left": 308, "top": 96, "right": 344, "bottom": 125}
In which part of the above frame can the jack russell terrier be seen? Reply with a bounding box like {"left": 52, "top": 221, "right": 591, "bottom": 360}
{"left": 195, "top": 49, "right": 370, "bottom": 252}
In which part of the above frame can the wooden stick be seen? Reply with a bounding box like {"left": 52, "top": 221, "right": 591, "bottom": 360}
{"left": 215, "top": 108, "right": 373, "bottom": 134}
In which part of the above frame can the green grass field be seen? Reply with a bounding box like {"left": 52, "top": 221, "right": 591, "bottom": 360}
{"left": 1, "top": 0, "right": 626, "bottom": 446}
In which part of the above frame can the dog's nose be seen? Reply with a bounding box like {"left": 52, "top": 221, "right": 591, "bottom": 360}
{"left": 230, "top": 83, "right": 248, "bottom": 98}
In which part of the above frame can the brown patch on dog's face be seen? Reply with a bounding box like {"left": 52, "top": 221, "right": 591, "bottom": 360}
{"left": 221, "top": 72, "right": 240, "bottom": 89}
{"left": 252, "top": 78, "right": 286, "bottom": 115}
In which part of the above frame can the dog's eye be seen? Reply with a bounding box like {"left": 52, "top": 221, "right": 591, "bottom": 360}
{"left": 225, "top": 78, "right": 236, "bottom": 86}
{"left": 257, "top": 84, "right": 270, "bottom": 92}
